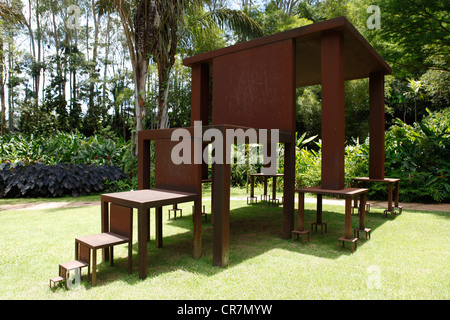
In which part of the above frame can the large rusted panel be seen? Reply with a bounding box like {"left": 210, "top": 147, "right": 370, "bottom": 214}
{"left": 212, "top": 39, "right": 296, "bottom": 132}
{"left": 184, "top": 17, "right": 391, "bottom": 88}
{"left": 154, "top": 139, "right": 200, "bottom": 194}
{"left": 110, "top": 203, "right": 133, "bottom": 238}
{"left": 369, "top": 72, "right": 385, "bottom": 179}
{"left": 137, "top": 138, "right": 151, "bottom": 190}
{"left": 321, "top": 30, "right": 345, "bottom": 190}
{"left": 190, "top": 63, "right": 210, "bottom": 126}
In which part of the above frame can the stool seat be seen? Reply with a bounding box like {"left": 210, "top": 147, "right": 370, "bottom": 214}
{"left": 49, "top": 276, "right": 65, "bottom": 289}
{"left": 58, "top": 260, "right": 89, "bottom": 289}
{"left": 353, "top": 227, "right": 371, "bottom": 240}
{"left": 59, "top": 260, "right": 89, "bottom": 272}
{"left": 291, "top": 229, "right": 310, "bottom": 244}
{"left": 338, "top": 237, "right": 358, "bottom": 252}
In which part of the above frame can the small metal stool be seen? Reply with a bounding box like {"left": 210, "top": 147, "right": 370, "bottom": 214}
{"left": 338, "top": 237, "right": 358, "bottom": 253}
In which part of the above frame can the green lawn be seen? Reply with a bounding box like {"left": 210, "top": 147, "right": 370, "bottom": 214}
{"left": 0, "top": 187, "right": 448, "bottom": 300}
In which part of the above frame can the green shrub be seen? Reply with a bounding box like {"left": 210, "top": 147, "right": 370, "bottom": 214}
{"left": 383, "top": 108, "right": 450, "bottom": 202}
{"left": 0, "top": 130, "right": 131, "bottom": 170}
{"left": 293, "top": 108, "right": 449, "bottom": 203}
{"left": 0, "top": 162, "right": 127, "bottom": 198}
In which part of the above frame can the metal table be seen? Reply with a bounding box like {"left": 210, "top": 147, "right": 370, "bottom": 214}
{"left": 248, "top": 173, "right": 284, "bottom": 205}
{"left": 353, "top": 177, "right": 402, "bottom": 216}
{"left": 101, "top": 189, "right": 198, "bottom": 280}
{"left": 295, "top": 186, "right": 369, "bottom": 252}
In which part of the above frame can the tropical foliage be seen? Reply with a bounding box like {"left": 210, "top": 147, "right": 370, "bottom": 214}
{"left": 0, "top": 162, "right": 126, "bottom": 198}
{"left": 292, "top": 108, "right": 450, "bottom": 203}
{"left": 0, "top": 0, "right": 448, "bottom": 202}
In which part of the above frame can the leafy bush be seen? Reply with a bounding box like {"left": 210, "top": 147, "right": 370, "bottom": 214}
{"left": 0, "top": 162, "right": 127, "bottom": 198}
{"left": 383, "top": 108, "right": 450, "bottom": 202}
{"left": 294, "top": 108, "right": 449, "bottom": 203}
{"left": 0, "top": 130, "right": 133, "bottom": 172}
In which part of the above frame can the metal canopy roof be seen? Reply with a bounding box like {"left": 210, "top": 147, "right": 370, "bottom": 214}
{"left": 183, "top": 16, "right": 391, "bottom": 88}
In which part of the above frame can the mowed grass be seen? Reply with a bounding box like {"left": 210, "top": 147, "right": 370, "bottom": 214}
{"left": 0, "top": 187, "right": 448, "bottom": 300}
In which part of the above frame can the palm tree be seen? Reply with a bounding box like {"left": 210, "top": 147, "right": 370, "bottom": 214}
{"left": 96, "top": 0, "right": 262, "bottom": 153}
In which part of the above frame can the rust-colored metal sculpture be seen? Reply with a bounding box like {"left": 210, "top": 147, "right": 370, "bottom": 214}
{"left": 130, "top": 16, "right": 392, "bottom": 274}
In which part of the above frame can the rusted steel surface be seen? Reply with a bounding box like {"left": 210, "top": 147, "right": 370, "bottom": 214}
{"left": 130, "top": 16, "right": 393, "bottom": 268}
{"left": 320, "top": 30, "right": 345, "bottom": 190}
{"left": 183, "top": 16, "right": 392, "bottom": 83}
{"left": 190, "top": 63, "right": 210, "bottom": 127}
{"left": 211, "top": 39, "right": 296, "bottom": 132}
{"left": 369, "top": 72, "right": 386, "bottom": 179}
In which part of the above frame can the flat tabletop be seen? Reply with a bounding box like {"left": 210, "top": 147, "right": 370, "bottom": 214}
{"left": 76, "top": 232, "right": 129, "bottom": 248}
{"left": 101, "top": 189, "right": 199, "bottom": 209}
{"left": 295, "top": 186, "right": 368, "bottom": 196}
{"left": 354, "top": 177, "right": 401, "bottom": 183}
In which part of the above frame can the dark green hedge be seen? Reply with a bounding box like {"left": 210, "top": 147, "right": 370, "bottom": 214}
{"left": 0, "top": 162, "right": 127, "bottom": 198}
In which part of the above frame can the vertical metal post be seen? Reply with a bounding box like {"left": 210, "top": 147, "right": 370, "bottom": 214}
{"left": 283, "top": 141, "right": 295, "bottom": 238}
{"left": 297, "top": 192, "right": 305, "bottom": 231}
{"left": 369, "top": 72, "right": 385, "bottom": 179}
{"left": 212, "top": 128, "right": 230, "bottom": 267}
{"left": 156, "top": 207, "right": 163, "bottom": 248}
{"left": 138, "top": 208, "right": 148, "bottom": 280}
{"left": 190, "top": 63, "right": 210, "bottom": 126}
{"left": 321, "top": 30, "right": 345, "bottom": 190}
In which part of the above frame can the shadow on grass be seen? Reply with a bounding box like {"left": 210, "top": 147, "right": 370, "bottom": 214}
{"left": 83, "top": 200, "right": 398, "bottom": 287}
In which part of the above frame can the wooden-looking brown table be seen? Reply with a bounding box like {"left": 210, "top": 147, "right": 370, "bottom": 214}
{"left": 295, "top": 186, "right": 370, "bottom": 252}
{"left": 353, "top": 177, "right": 402, "bottom": 216}
{"left": 100, "top": 189, "right": 198, "bottom": 280}
{"left": 249, "top": 173, "right": 284, "bottom": 205}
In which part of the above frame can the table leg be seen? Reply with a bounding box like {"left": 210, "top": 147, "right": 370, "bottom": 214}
{"left": 147, "top": 209, "right": 151, "bottom": 241}
{"left": 298, "top": 192, "right": 305, "bottom": 231}
{"left": 272, "top": 176, "right": 277, "bottom": 203}
{"left": 193, "top": 200, "right": 202, "bottom": 259}
{"left": 75, "top": 240, "right": 78, "bottom": 260}
{"left": 250, "top": 175, "right": 255, "bottom": 198}
{"left": 156, "top": 206, "right": 163, "bottom": 248}
{"left": 101, "top": 200, "right": 109, "bottom": 262}
{"left": 213, "top": 160, "right": 230, "bottom": 267}
{"left": 344, "top": 196, "right": 352, "bottom": 239}
{"left": 292, "top": 191, "right": 309, "bottom": 244}
{"left": 92, "top": 249, "right": 97, "bottom": 286}
{"left": 138, "top": 208, "right": 148, "bottom": 280}
{"left": 263, "top": 177, "right": 268, "bottom": 200}
{"left": 311, "top": 194, "right": 327, "bottom": 233}
{"left": 394, "top": 181, "right": 399, "bottom": 208}
{"left": 317, "top": 194, "right": 322, "bottom": 225}
{"left": 247, "top": 175, "right": 257, "bottom": 204}
{"left": 359, "top": 193, "right": 366, "bottom": 230}
{"left": 388, "top": 182, "right": 393, "bottom": 212}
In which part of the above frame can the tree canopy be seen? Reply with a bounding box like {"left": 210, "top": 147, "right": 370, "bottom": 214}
{"left": 0, "top": 0, "right": 447, "bottom": 141}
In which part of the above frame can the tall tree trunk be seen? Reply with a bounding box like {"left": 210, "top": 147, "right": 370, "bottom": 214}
{"left": 158, "top": 67, "right": 170, "bottom": 129}
{"left": 102, "top": 12, "right": 111, "bottom": 111}
{"left": 8, "top": 39, "right": 14, "bottom": 132}
{"left": 0, "top": 38, "right": 5, "bottom": 135}
{"left": 90, "top": 0, "right": 100, "bottom": 122}
{"left": 35, "top": 0, "right": 41, "bottom": 106}
{"left": 133, "top": 56, "right": 149, "bottom": 154}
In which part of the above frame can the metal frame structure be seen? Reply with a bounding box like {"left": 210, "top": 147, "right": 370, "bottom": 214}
{"left": 136, "top": 16, "right": 391, "bottom": 269}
